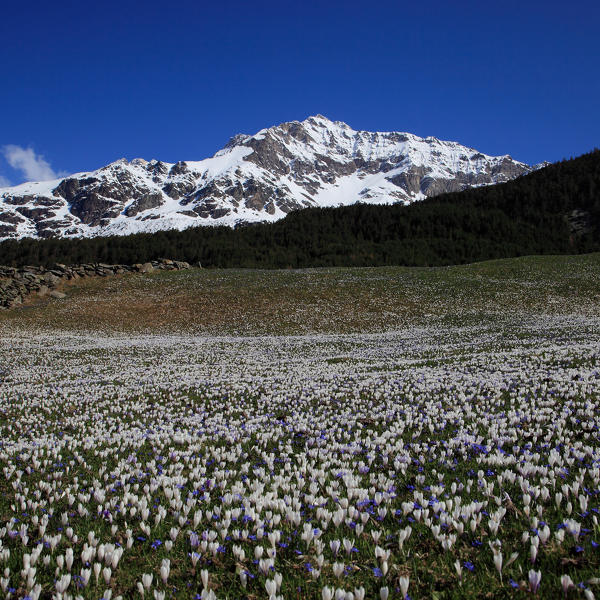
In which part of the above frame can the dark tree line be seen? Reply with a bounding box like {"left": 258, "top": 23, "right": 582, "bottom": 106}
{"left": 1, "top": 150, "right": 599, "bottom": 268}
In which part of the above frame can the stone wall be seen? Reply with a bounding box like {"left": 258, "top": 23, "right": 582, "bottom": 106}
{"left": 0, "top": 259, "right": 191, "bottom": 308}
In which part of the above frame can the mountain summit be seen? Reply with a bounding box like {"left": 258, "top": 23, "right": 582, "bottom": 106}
{"left": 0, "top": 115, "right": 535, "bottom": 240}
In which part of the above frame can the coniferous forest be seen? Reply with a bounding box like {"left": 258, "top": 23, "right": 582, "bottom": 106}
{"left": 0, "top": 150, "right": 598, "bottom": 268}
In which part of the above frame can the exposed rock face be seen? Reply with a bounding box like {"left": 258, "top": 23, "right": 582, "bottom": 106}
{"left": 567, "top": 209, "right": 593, "bottom": 235}
{"left": 0, "top": 115, "right": 538, "bottom": 240}
{"left": 125, "top": 193, "right": 164, "bottom": 217}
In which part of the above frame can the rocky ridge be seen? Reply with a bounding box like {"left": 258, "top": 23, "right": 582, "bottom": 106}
{"left": 0, "top": 115, "right": 538, "bottom": 240}
{"left": 0, "top": 259, "right": 191, "bottom": 308}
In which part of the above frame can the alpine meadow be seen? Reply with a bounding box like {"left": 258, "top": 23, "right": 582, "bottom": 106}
{"left": 1, "top": 1, "right": 599, "bottom": 599}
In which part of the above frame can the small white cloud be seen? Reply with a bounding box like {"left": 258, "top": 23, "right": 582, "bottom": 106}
{"left": 2, "top": 145, "right": 64, "bottom": 182}
{"left": 0, "top": 175, "right": 11, "bottom": 187}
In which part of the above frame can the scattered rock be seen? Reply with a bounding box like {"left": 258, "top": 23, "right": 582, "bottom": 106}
{"left": 0, "top": 258, "right": 191, "bottom": 308}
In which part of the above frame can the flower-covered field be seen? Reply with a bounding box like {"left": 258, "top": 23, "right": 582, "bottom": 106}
{"left": 0, "top": 309, "right": 599, "bottom": 599}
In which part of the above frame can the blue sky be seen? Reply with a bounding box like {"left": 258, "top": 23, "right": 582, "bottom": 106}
{"left": 1, "top": 0, "right": 598, "bottom": 185}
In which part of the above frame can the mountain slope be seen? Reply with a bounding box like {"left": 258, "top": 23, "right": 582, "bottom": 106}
{"left": 0, "top": 115, "right": 534, "bottom": 240}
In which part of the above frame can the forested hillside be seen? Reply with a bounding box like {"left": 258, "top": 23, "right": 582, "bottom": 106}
{"left": 1, "top": 150, "right": 598, "bottom": 268}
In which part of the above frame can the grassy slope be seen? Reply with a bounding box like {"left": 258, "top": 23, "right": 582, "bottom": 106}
{"left": 2, "top": 253, "right": 599, "bottom": 335}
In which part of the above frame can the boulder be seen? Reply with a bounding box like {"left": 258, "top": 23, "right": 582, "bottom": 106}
{"left": 44, "top": 273, "right": 61, "bottom": 287}
{"left": 49, "top": 290, "right": 67, "bottom": 299}
{"left": 139, "top": 262, "right": 154, "bottom": 273}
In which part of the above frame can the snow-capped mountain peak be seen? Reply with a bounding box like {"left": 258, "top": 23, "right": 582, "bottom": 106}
{"left": 0, "top": 116, "right": 534, "bottom": 240}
